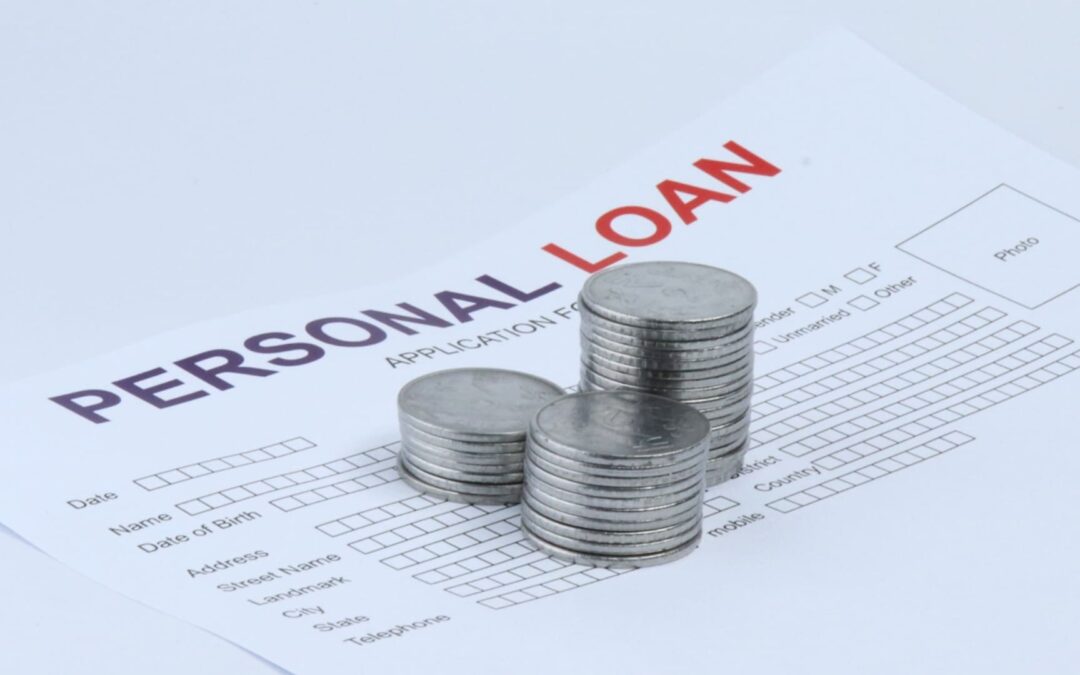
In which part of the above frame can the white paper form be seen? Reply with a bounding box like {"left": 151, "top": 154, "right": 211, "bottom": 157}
{"left": 1, "top": 32, "right": 1078, "bottom": 674}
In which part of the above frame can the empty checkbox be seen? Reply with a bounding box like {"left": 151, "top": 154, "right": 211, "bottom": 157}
{"left": 797, "top": 292, "right": 828, "bottom": 308}
{"left": 845, "top": 267, "right": 877, "bottom": 284}
{"left": 753, "top": 340, "right": 776, "bottom": 354}
{"left": 848, "top": 295, "right": 879, "bottom": 311}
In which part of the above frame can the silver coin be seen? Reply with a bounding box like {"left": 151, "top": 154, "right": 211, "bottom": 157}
{"left": 699, "top": 404, "right": 754, "bottom": 428}
{"left": 400, "top": 426, "right": 525, "bottom": 464}
{"left": 711, "top": 437, "right": 748, "bottom": 458}
{"left": 708, "top": 428, "right": 749, "bottom": 448}
{"left": 399, "top": 444, "right": 524, "bottom": 474}
{"left": 580, "top": 357, "right": 754, "bottom": 389}
{"left": 521, "top": 487, "right": 702, "bottom": 532}
{"left": 398, "top": 368, "right": 564, "bottom": 442}
{"left": 580, "top": 324, "right": 755, "bottom": 355}
{"left": 579, "top": 356, "right": 753, "bottom": 385}
{"left": 524, "top": 467, "right": 704, "bottom": 508}
{"left": 397, "top": 458, "right": 521, "bottom": 505}
{"left": 708, "top": 434, "right": 748, "bottom": 452}
{"left": 522, "top": 511, "right": 702, "bottom": 556}
{"left": 524, "top": 429, "right": 708, "bottom": 470}
{"left": 703, "top": 413, "right": 752, "bottom": 433}
{"left": 703, "top": 424, "right": 750, "bottom": 445}
{"left": 524, "top": 452, "right": 704, "bottom": 491}
{"left": 708, "top": 422, "right": 749, "bottom": 445}
{"left": 578, "top": 317, "right": 756, "bottom": 347}
{"left": 529, "top": 390, "right": 710, "bottom": 462}
{"left": 573, "top": 380, "right": 750, "bottom": 407}
{"left": 695, "top": 387, "right": 754, "bottom": 407}
{"left": 400, "top": 423, "right": 527, "bottom": 454}
{"left": 578, "top": 377, "right": 602, "bottom": 392}
{"left": 401, "top": 443, "right": 523, "bottom": 476}
{"left": 581, "top": 328, "right": 754, "bottom": 359}
{"left": 708, "top": 409, "right": 750, "bottom": 432}
{"left": 706, "top": 410, "right": 751, "bottom": 435}
{"left": 683, "top": 383, "right": 755, "bottom": 406}
{"left": 524, "top": 480, "right": 703, "bottom": 522}
{"left": 524, "top": 468, "right": 704, "bottom": 509}
{"left": 706, "top": 448, "right": 747, "bottom": 487}
{"left": 580, "top": 370, "right": 754, "bottom": 398}
{"left": 709, "top": 429, "right": 749, "bottom": 455}
{"left": 581, "top": 317, "right": 755, "bottom": 350}
{"left": 522, "top": 508, "right": 701, "bottom": 553}
{"left": 580, "top": 348, "right": 754, "bottom": 379}
{"left": 580, "top": 262, "right": 756, "bottom": 328}
{"left": 527, "top": 425, "right": 707, "bottom": 472}
{"left": 578, "top": 315, "right": 756, "bottom": 347}
{"left": 522, "top": 522, "right": 701, "bottom": 568}
{"left": 525, "top": 437, "right": 706, "bottom": 477}
{"left": 580, "top": 339, "right": 755, "bottom": 374}
{"left": 708, "top": 439, "right": 746, "bottom": 460}
{"left": 707, "top": 416, "right": 750, "bottom": 445}
{"left": 524, "top": 457, "right": 704, "bottom": 499}
{"left": 525, "top": 443, "right": 706, "bottom": 486}
{"left": 580, "top": 366, "right": 754, "bottom": 400}
{"left": 402, "top": 449, "right": 525, "bottom": 483}
{"left": 581, "top": 308, "right": 756, "bottom": 343}
{"left": 521, "top": 503, "right": 700, "bottom": 545}
{"left": 696, "top": 403, "right": 753, "bottom": 427}
{"left": 580, "top": 342, "right": 753, "bottom": 376}
{"left": 583, "top": 358, "right": 751, "bottom": 388}
{"left": 399, "top": 454, "right": 522, "bottom": 495}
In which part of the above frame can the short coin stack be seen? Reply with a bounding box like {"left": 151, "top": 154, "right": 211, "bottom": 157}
{"left": 578, "top": 261, "right": 757, "bottom": 486}
{"left": 522, "top": 391, "right": 711, "bottom": 567}
{"left": 397, "top": 368, "right": 565, "bottom": 505}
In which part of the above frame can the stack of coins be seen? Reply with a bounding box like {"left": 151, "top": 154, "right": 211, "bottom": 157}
{"left": 578, "top": 261, "right": 756, "bottom": 486}
{"left": 522, "top": 391, "right": 711, "bottom": 567}
{"left": 397, "top": 368, "right": 565, "bottom": 504}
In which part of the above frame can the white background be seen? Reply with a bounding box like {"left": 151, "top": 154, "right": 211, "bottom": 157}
{"left": 1, "top": 2, "right": 1077, "bottom": 673}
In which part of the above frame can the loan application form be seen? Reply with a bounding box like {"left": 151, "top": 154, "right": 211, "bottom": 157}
{"left": 1, "top": 32, "right": 1077, "bottom": 675}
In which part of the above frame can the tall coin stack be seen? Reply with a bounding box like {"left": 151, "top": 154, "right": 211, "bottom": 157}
{"left": 578, "top": 261, "right": 757, "bottom": 486}
{"left": 522, "top": 391, "right": 711, "bottom": 567}
{"left": 397, "top": 368, "right": 565, "bottom": 505}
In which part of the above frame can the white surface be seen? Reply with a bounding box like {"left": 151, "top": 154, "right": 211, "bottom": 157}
{"left": 1, "top": 2, "right": 1078, "bottom": 674}
{"left": 4, "top": 32, "right": 1080, "bottom": 674}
